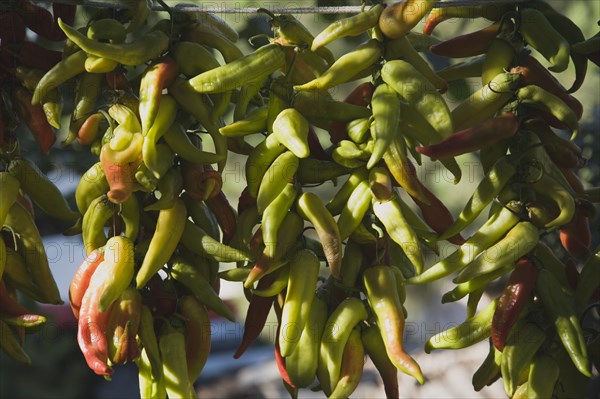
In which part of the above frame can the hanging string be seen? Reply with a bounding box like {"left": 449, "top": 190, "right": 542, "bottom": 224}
{"left": 41, "top": 0, "right": 531, "bottom": 14}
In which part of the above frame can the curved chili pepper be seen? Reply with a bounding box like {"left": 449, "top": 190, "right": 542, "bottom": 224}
{"left": 77, "top": 261, "right": 113, "bottom": 376}
{"left": 363, "top": 265, "right": 424, "bottom": 383}
{"left": 410, "top": 176, "right": 465, "bottom": 245}
{"left": 429, "top": 21, "right": 507, "bottom": 58}
{"left": 491, "top": 257, "right": 537, "bottom": 351}
{"left": 139, "top": 57, "right": 179, "bottom": 135}
{"left": 416, "top": 113, "right": 519, "bottom": 160}
{"left": 535, "top": 268, "right": 591, "bottom": 378}
{"left": 206, "top": 190, "right": 237, "bottom": 245}
{"left": 559, "top": 207, "right": 591, "bottom": 260}
{"left": 234, "top": 273, "right": 277, "bottom": 359}
{"left": 69, "top": 249, "right": 104, "bottom": 319}
{"left": 379, "top": 0, "right": 436, "bottom": 39}
{"left": 512, "top": 55, "right": 583, "bottom": 119}
{"left": 12, "top": 86, "right": 56, "bottom": 154}
{"left": 423, "top": 4, "right": 508, "bottom": 35}
{"left": 274, "top": 325, "right": 297, "bottom": 391}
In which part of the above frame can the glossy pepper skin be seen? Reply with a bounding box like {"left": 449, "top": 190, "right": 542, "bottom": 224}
{"left": 363, "top": 265, "right": 424, "bottom": 384}
{"left": 491, "top": 257, "right": 537, "bottom": 351}
{"left": 416, "top": 113, "right": 520, "bottom": 160}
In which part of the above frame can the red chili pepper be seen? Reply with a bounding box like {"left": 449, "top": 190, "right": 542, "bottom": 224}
{"left": 410, "top": 176, "right": 466, "bottom": 245}
{"left": 12, "top": 86, "right": 56, "bottom": 154}
{"left": 429, "top": 21, "right": 506, "bottom": 58}
{"left": 69, "top": 250, "right": 104, "bottom": 319}
{"left": 77, "top": 113, "right": 103, "bottom": 145}
{"left": 560, "top": 208, "right": 591, "bottom": 260}
{"left": 329, "top": 82, "right": 374, "bottom": 144}
{"left": 99, "top": 147, "right": 138, "bottom": 204}
{"left": 307, "top": 124, "right": 329, "bottom": 161}
{"left": 78, "top": 281, "right": 114, "bottom": 376}
{"left": 105, "top": 69, "right": 131, "bottom": 91}
{"left": 0, "top": 12, "right": 26, "bottom": 44}
{"left": 585, "top": 51, "right": 600, "bottom": 68}
{"left": 560, "top": 167, "right": 585, "bottom": 194}
{"left": 542, "top": 138, "right": 586, "bottom": 170}
{"left": 17, "top": 0, "right": 55, "bottom": 41}
{"left": 139, "top": 57, "right": 180, "bottom": 134}
{"left": 416, "top": 113, "right": 520, "bottom": 160}
{"left": 237, "top": 186, "right": 256, "bottom": 214}
{"left": 206, "top": 190, "right": 237, "bottom": 245}
{"left": 182, "top": 162, "right": 222, "bottom": 201}
{"left": 17, "top": 41, "right": 62, "bottom": 71}
{"left": 50, "top": 3, "right": 76, "bottom": 40}
{"left": 233, "top": 274, "right": 276, "bottom": 359}
{"left": 274, "top": 326, "right": 297, "bottom": 390}
{"left": 564, "top": 259, "right": 580, "bottom": 290}
{"left": 491, "top": 257, "right": 537, "bottom": 351}
{"left": 0, "top": 281, "right": 32, "bottom": 317}
{"left": 512, "top": 55, "right": 583, "bottom": 119}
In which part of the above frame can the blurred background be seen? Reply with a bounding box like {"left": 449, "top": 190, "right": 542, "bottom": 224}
{"left": 1, "top": 0, "right": 598, "bottom": 398}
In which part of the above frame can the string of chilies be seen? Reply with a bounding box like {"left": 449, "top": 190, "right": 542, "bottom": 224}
{"left": 1, "top": 0, "right": 599, "bottom": 398}
{"left": 39, "top": 0, "right": 532, "bottom": 14}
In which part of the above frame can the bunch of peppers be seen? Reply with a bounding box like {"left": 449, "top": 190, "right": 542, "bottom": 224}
{"left": 1, "top": 0, "right": 599, "bottom": 398}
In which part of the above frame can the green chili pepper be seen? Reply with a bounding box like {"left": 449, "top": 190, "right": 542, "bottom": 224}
{"left": 408, "top": 203, "right": 522, "bottom": 285}
{"left": 279, "top": 249, "right": 320, "bottom": 356}
{"left": 32, "top": 50, "right": 86, "bottom": 105}
{"left": 517, "top": 85, "right": 579, "bottom": 139}
{"left": 373, "top": 195, "right": 425, "bottom": 274}
{"left": 382, "top": 59, "right": 453, "bottom": 138}
{"left": 294, "top": 39, "right": 381, "bottom": 92}
{"left": 262, "top": 183, "right": 298, "bottom": 259}
{"left": 188, "top": 43, "right": 285, "bottom": 94}
{"left": 172, "top": 41, "right": 221, "bottom": 78}
{"left": 5, "top": 202, "right": 62, "bottom": 304}
{"left": 169, "top": 78, "right": 227, "bottom": 172}
{"left": 8, "top": 158, "right": 80, "bottom": 222}
{"left": 296, "top": 192, "right": 342, "bottom": 280}
{"left": 368, "top": 82, "right": 401, "bottom": 169}
{"left": 159, "top": 319, "right": 194, "bottom": 399}
{"left": 65, "top": 72, "right": 103, "bottom": 145}
{"left": 527, "top": 353, "right": 559, "bottom": 399}
{"left": 535, "top": 268, "right": 591, "bottom": 378}
{"left": 574, "top": 246, "right": 600, "bottom": 310}
{"left": 472, "top": 339, "right": 502, "bottom": 391}
{"left": 425, "top": 298, "right": 498, "bottom": 353}
{"left": 170, "top": 256, "right": 235, "bottom": 321}
{"left": 453, "top": 221, "right": 538, "bottom": 284}
{"left": 136, "top": 198, "right": 186, "bottom": 289}
{"left": 363, "top": 264, "right": 424, "bottom": 383}
{"left": 58, "top": 19, "right": 169, "bottom": 66}
{"left": 317, "top": 297, "right": 368, "bottom": 395}
{"left": 312, "top": 4, "right": 384, "bottom": 51}
{"left": 385, "top": 35, "right": 448, "bottom": 92}
{"left": 500, "top": 320, "right": 546, "bottom": 397}
{"left": 163, "top": 123, "right": 225, "bottom": 165}
{"left": 336, "top": 180, "right": 372, "bottom": 241}
{"left": 519, "top": 8, "right": 570, "bottom": 73}
{"left": 451, "top": 72, "right": 521, "bottom": 132}
{"left": 76, "top": 162, "right": 109, "bottom": 215}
